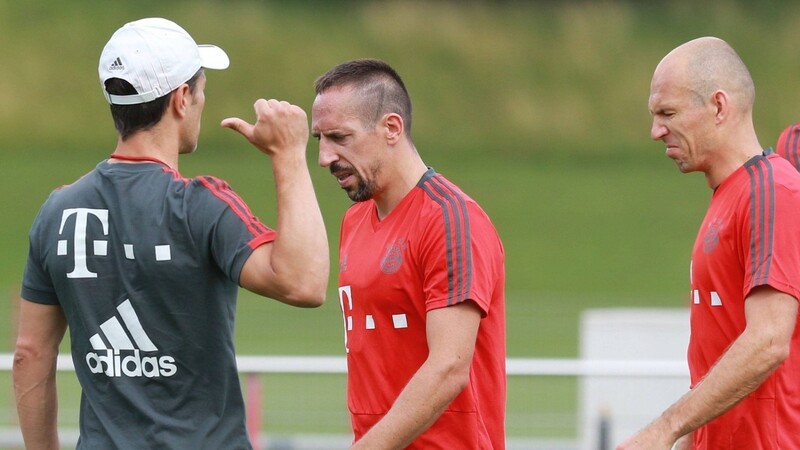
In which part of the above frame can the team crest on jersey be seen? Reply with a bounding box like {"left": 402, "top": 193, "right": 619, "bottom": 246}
{"left": 381, "top": 239, "right": 407, "bottom": 274}
{"left": 703, "top": 218, "right": 724, "bottom": 253}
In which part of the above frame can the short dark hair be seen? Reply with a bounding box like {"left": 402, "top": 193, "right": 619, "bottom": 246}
{"left": 105, "top": 69, "right": 203, "bottom": 140}
{"left": 314, "top": 59, "right": 412, "bottom": 137}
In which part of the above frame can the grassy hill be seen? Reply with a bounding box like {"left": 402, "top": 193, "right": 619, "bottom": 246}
{"left": 2, "top": 0, "right": 800, "bottom": 442}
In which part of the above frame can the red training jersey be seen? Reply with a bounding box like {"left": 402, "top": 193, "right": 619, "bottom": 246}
{"left": 689, "top": 154, "right": 800, "bottom": 449}
{"left": 776, "top": 122, "right": 800, "bottom": 173}
{"left": 337, "top": 169, "right": 506, "bottom": 449}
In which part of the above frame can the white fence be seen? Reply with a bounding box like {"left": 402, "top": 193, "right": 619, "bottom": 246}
{"left": 0, "top": 353, "right": 688, "bottom": 376}
{"left": 0, "top": 308, "right": 692, "bottom": 450}
{"left": 0, "top": 354, "right": 688, "bottom": 450}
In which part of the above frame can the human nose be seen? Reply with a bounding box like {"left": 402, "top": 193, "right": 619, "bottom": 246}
{"left": 318, "top": 141, "right": 338, "bottom": 168}
{"left": 651, "top": 119, "right": 668, "bottom": 141}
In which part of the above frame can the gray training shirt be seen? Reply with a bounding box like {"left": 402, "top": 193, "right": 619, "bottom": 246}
{"left": 22, "top": 159, "right": 275, "bottom": 449}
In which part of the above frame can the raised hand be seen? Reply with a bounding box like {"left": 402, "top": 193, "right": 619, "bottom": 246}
{"left": 221, "top": 98, "right": 309, "bottom": 159}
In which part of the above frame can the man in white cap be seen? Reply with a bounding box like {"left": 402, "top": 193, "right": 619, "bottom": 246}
{"left": 14, "top": 17, "right": 328, "bottom": 449}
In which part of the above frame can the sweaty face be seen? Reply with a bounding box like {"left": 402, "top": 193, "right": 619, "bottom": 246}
{"left": 648, "top": 67, "right": 715, "bottom": 174}
{"left": 312, "top": 87, "right": 385, "bottom": 202}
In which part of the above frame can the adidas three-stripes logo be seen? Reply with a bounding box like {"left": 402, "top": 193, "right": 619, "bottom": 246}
{"left": 90, "top": 299, "right": 157, "bottom": 352}
{"left": 109, "top": 57, "right": 124, "bottom": 71}
{"left": 85, "top": 299, "right": 177, "bottom": 378}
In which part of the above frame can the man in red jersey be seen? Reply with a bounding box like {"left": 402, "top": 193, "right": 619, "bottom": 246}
{"left": 775, "top": 123, "right": 800, "bottom": 172}
{"left": 311, "top": 59, "right": 506, "bottom": 449}
{"left": 618, "top": 37, "right": 800, "bottom": 450}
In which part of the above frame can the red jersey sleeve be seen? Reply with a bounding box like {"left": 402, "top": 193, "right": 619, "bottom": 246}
{"left": 741, "top": 156, "right": 800, "bottom": 301}
{"left": 417, "top": 181, "right": 504, "bottom": 316}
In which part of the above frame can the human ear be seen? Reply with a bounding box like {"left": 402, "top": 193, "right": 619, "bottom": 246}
{"left": 384, "top": 113, "right": 404, "bottom": 144}
{"left": 170, "top": 84, "right": 192, "bottom": 118}
{"left": 711, "top": 90, "right": 729, "bottom": 124}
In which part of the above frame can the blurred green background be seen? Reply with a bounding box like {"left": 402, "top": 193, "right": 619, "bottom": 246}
{"left": 2, "top": 0, "right": 799, "bottom": 446}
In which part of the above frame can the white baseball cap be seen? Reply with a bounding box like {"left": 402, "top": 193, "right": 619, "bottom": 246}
{"left": 98, "top": 17, "right": 229, "bottom": 105}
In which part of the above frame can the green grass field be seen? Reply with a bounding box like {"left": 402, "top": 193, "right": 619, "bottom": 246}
{"left": 2, "top": 0, "right": 800, "bottom": 446}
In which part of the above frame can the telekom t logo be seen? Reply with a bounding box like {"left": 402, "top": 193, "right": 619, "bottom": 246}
{"left": 58, "top": 208, "right": 109, "bottom": 279}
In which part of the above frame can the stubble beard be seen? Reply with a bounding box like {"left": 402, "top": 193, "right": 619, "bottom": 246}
{"left": 339, "top": 162, "right": 381, "bottom": 203}
{"left": 347, "top": 176, "right": 378, "bottom": 202}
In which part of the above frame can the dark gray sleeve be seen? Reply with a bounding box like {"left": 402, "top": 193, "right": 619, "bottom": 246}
{"left": 190, "top": 176, "right": 276, "bottom": 285}
{"left": 20, "top": 204, "right": 60, "bottom": 305}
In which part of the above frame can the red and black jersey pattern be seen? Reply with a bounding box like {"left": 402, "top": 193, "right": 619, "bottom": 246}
{"left": 776, "top": 122, "right": 800, "bottom": 172}
{"left": 197, "top": 175, "right": 273, "bottom": 247}
{"left": 744, "top": 155, "right": 775, "bottom": 287}
{"left": 418, "top": 173, "right": 473, "bottom": 306}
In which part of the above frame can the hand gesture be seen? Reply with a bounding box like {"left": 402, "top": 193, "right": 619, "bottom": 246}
{"left": 221, "top": 99, "right": 309, "bottom": 159}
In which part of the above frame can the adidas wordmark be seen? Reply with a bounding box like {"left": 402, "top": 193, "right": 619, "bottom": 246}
{"left": 85, "top": 299, "right": 177, "bottom": 378}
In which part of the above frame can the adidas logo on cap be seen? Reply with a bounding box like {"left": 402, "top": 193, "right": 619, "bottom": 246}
{"left": 108, "top": 57, "right": 124, "bottom": 71}
{"left": 99, "top": 18, "right": 229, "bottom": 105}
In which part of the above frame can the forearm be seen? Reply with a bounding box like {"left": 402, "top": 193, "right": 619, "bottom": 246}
{"left": 13, "top": 351, "right": 59, "bottom": 450}
{"left": 14, "top": 301, "right": 66, "bottom": 450}
{"left": 268, "top": 152, "right": 329, "bottom": 303}
{"left": 617, "top": 290, "right": 797, "bottom": 450}
{"left": 221, "top": 99, "right": 330, "bottom": 305}
{"left": 352, "top": 362, "right": 465, "bottom": 450}
{"left": 653, "top": 328, "right": 785, "bottom": 440}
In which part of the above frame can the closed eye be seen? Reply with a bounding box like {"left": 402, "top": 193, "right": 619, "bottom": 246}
{"left": 653, "top": 107, "right": 675, "bottom": 118}
{"left": 325, "top": 133, "right": 349, "bottom": 144}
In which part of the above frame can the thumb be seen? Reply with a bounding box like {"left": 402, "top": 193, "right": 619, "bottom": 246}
{"left": 220, "top": 117, "right": 251, "bottom": 136}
